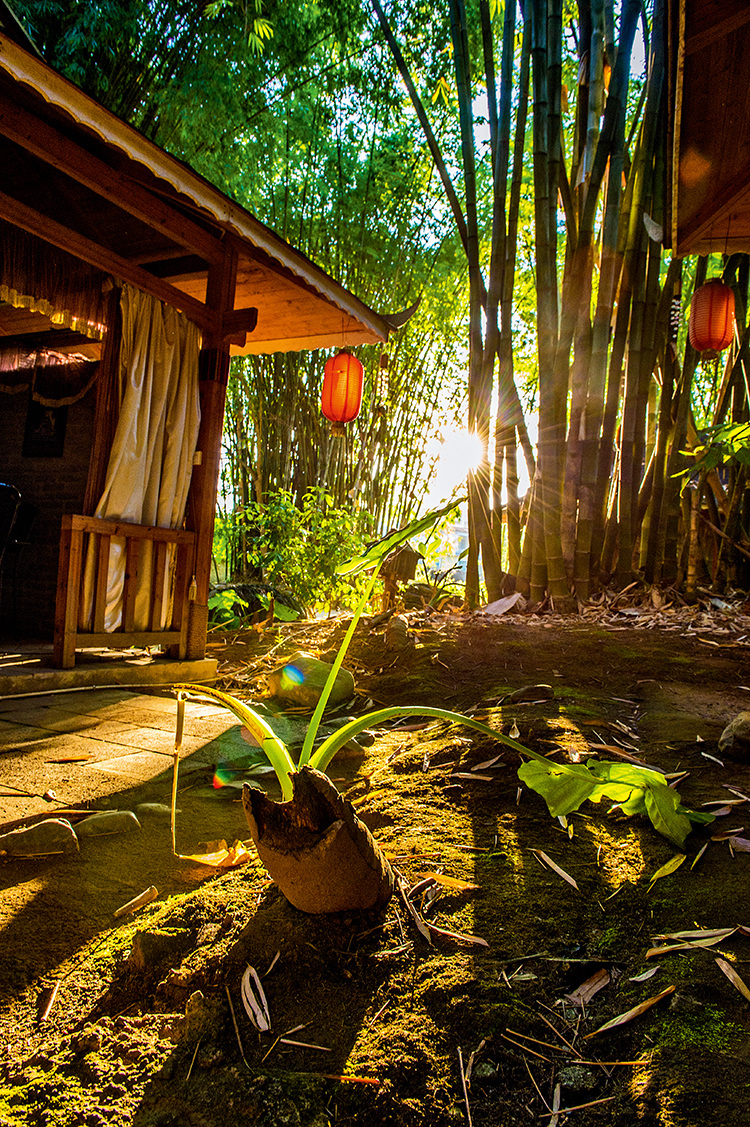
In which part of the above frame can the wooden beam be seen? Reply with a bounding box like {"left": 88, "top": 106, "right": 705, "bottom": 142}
{"left": 0, "top": 91, "right": 224, "bottom": 265}
{"left": 0, "top": 328, "right": 93, "bottom": 350}
{"left": 0, "top": 188, "right": 212, "bottom": 330}
{"left": 185, "top": 243, "right": 239, "bottom": 659}
{"left": 222, "top": 307, "right": 258, "bottom": 337}
{"left": 685, "top": 7, "right": 750, "bottom": 56}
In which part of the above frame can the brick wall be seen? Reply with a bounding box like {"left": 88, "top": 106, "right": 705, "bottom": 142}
{"left": 0, "top": 384, "right": 97, "bottom": 640}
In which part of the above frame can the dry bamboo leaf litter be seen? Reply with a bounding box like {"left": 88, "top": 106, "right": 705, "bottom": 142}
{"left": 584, "top": 986, "right": 676, "bottom": 1037}
{"left": 531, "top": 849, "right": 579, "bottom": 890}
{"left": 715, "top": 958, "right": 750, "bottom": 1002}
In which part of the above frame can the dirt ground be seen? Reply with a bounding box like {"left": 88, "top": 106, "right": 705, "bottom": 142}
{"left": 2, "top": 595, "right": 750, "bottom": 1127}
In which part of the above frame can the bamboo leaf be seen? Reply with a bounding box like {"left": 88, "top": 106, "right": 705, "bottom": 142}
{"left": 532, "top": 849, "right": 579, "bottom": 890}
{"left": 416, "top": 872, "right": 479, "bottom": 891}
{"left": 566, "top": 968, "right": 610, "bottom": 1005}
{"left": 715, "top": 957, "right": 750, "bottom": 1002}
{"left": 585, "top": 986, "right": 675, "bottom": 1037}
{"left": 647, "top": 854, "right": 686, "bottom": 890}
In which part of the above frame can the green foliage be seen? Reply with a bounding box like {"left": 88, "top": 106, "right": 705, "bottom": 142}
{"left": 517, "top": 750, "right": 713, "bottom": 848}
{"left": 207, "top": 589, "right": 249, "bottom": 627}
{"left": 683, "top": 421, "right": 750, "bottom": 476}
{"left": 216, "top": 488, "right": 371, "bottom": 612}
{"left": 179, "top": 500, "right": 485, "bottom": 798}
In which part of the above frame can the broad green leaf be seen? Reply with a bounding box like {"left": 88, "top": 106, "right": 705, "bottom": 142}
{"left": 588, "top": 760, "right": 666, "bottom": 788}
{"left": 645, "top": 787, "right": 692, "bottom": 848}
{"left": 336, "top": 499, "right": 464, "bottom": 576}
{"left": 516, "top": 749, "right": 711, "bottom": 847}
{"left": 617, "top": 787, "right": 648, "bottom": 816}
{"left": 588, "top": 782, "right": 642, "bottom": 808}
{"left": 517, "top": 760, "right": 600, "bottom": 816}
{"left": 680, "top": 807, "right": 716, "bottom": 825}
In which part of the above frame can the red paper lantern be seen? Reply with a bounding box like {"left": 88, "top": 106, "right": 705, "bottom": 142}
{"left": 321, "top": 350, "right": 364, "bottom": 435}
{"left": 689, "top": 279, "right": 735, "bottom": 355}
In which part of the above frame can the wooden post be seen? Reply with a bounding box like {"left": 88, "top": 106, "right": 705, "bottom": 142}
{"left": 185, "top": 244, "right": 239, "bottom": 660}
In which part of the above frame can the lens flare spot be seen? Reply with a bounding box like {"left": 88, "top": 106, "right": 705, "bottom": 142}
{"left": 281, "top": 664, "right": 304, "bottom": 690}
{"left": 213, "top": 765, "right": 235, "bottom": 789}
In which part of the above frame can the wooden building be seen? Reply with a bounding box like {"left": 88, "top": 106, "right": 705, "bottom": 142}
{"left": 668, "top": 0, "right": 750, "bottom": 256}
{"left": 0, "top": 21, "right": 406, "bottom": 688}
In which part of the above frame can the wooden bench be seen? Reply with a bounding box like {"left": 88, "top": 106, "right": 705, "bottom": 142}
{"left": 53, "top": 514, "right": 195, "bottom": 668}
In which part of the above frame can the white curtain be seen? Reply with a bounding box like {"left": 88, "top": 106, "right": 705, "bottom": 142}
{"left": 85, "top": 284, "right": 201, "bottom": 631}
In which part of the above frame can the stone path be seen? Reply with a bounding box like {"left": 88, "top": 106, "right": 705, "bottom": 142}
{"left": 0, "top": 688, "right": 247, "bottom": 830}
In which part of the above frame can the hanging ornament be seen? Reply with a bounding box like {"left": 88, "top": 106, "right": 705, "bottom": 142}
{"left": 321, "top": 350, "right": 364, "bottom": 436}
{"left": 688, "top": 279, "right": 735, "bottom": 357}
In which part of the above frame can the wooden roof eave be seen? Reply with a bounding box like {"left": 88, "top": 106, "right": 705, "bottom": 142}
{"left": 669, "top": 0, "right": 750, "bottom": 258}
{"left": 0, "top": 32, "right": 398, "bottom": 349}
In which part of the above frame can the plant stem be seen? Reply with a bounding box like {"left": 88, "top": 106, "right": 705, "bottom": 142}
{"left": 298, "top": 566, "right": 380, "bottom": 767}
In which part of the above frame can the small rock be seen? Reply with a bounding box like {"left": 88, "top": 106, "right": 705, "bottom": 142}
{"left": 136, "top": 803, "right": 176, "bottom": 818}
{"left": 76, "top": 810, "right": 141, "bottom": 837}
{"left": 718, "top": 711, "right": 750, "bottom": 759}
{"left": 0, "top": 819, "right": 79, "bottom": 857}
{"left": 558, "top": 1064, "right": 598, "bottom": 1093}
{"left": 170, "top": 990, "right": 224, "bottom": 1045}
{"left": 266, "top": 651, "right": 355, "bottom": 710}
{"left": 73, "top": 1027, "right": 104, "bottom": 1054}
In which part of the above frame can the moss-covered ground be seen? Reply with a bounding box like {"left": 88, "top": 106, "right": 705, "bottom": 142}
{"left": 1, "top": 612, "right": 749, "bottom": 1126}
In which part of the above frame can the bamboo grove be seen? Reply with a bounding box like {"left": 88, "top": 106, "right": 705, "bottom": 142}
{"left": 15, "top": 0, "right": 750, "bottom": 604}
{"left": 375, "top": 0, "right": 749, "bottom": 605}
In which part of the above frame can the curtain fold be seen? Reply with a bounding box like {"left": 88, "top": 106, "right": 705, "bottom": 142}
{"left": 83, "top": 284, "right": 201, "bottom": 632}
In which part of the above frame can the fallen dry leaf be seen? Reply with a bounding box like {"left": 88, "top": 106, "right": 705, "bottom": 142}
{"left": 715, "top": 957, "right": 750, "bottom": 1002}
{"left": 416, "top": 872, "right": 480, "bottom": 891}
{"left": 584, "top": 985, "right": 675, "bottom": 1036}
{"left": 646, "top": 930, "right": 736, "bottom": 957}
{"left": 653, "top": 927, "right": 736, "bottom": 941}
{"left": 451, "top": 772, "right": 496, "bottom": 781}
{"left": 532, "top": 849, "right": 579, "bottom": 890}
{"left": 471, "top": 755, "right": 505, "bottom": 771}
{"left": 179, "top": 839, "right": 253, "bottom": 867}
{"left": 565, "top": 968, "right": 610, "bottom": 1006}
{"left": 629, "top": 967, "right": 660, "bottom": 982}
{"left": 426, "top": 923, "right": 489, "bottom": 947}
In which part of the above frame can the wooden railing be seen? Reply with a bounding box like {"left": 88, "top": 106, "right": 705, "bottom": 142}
{"left": 53, "top": 515, "right": 195, "bottom": 669}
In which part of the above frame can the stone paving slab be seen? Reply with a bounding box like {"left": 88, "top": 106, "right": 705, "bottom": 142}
{"left": 0, "top": 721, "right": 59, "bottom": 747}
{"left": 85, "top": 750, "right": 176, "bottom": 783}
{"left": 0, "top": 690, "right": 242, "bottom": 829}
{"left": 0, "top": 707, "right": 108, "bottom": 734}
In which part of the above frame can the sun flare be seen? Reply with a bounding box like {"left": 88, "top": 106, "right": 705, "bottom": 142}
{"left": 432, "top": 427, "right": 484, "bottom": 496}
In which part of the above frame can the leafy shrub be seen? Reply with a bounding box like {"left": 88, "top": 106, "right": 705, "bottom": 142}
{"left": 214, "top": 488, "right": 372, "bottom": 613}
